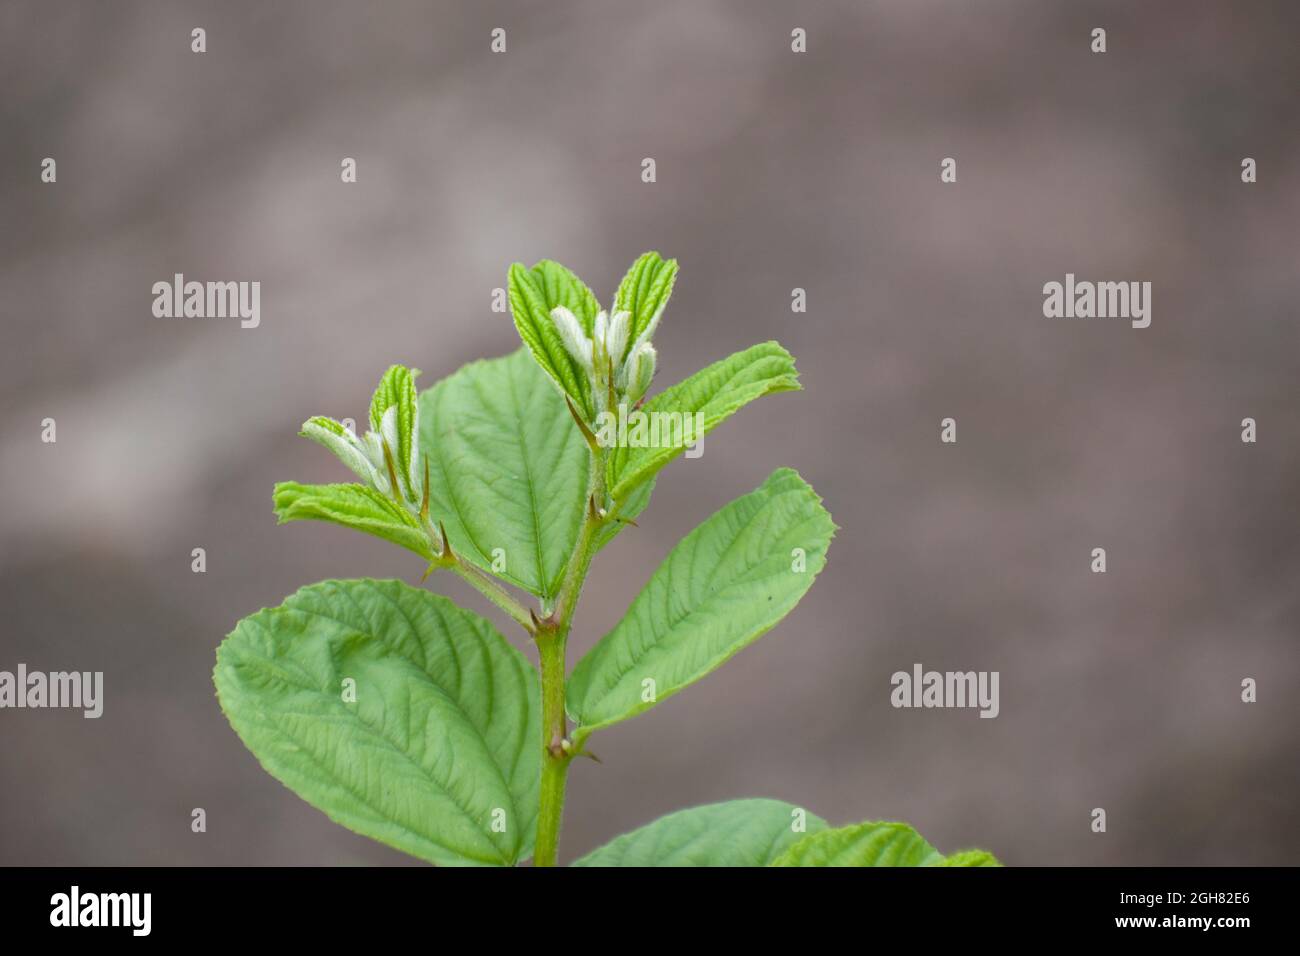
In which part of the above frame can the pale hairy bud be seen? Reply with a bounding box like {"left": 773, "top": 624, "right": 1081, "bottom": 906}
{"left": 362, "top": 430, "right": 394, "bottom": 497}
{"left": 624, "top": 342, "right": 657, "bottom": 404}
{"left": 551, "top": 306, "right": 594, "bottom": 374}
{"left": 605, "top": 310, "right": 630, "bottom": 368}
{"left": 301, "top": 418, "right": 386, "bottom": 491}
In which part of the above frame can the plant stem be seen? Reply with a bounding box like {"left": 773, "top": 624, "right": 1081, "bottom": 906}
{"left": 531, "top": 444, "right": 609, "bottom": 866}
{"left": 533, "top": 633, "right": 571, "bottom": 868}
{"left": 418, "top": 514, "right": 536, "bottom": 633}
{"left": 451, "top": 562, "right": 535, "bottom": 633}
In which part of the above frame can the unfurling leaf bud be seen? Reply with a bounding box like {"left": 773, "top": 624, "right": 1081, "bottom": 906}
{"left": 300, "top": 416, "right": 385, "bottom": 490}
{"left": 300, "top": 366, "right": 424, "bottom": 508}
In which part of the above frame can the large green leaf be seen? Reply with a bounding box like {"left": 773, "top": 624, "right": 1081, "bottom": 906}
{"left": 572, "top": 799, "right": 826, "bottom": 867}
{"left": 567, "top": 468, "right": 835, "bottom": 739}
{"left": 273, "top": 481, "right": 432, "bottom": 560}
{"left": 508, "top": 260, "right": 600, "bottom": 416}
{"left": 417, "top": 348, "right": 651, "bottom": 600}
{"left": 607, "top": 342, "right": 801, "bottom": 500}
{"left": 770, "top": 821, "right": 1001, "bottom": 867}
{"left": 419, "top": 349, "right": 589, "bottom": 601}
{"left": 214, "top": 579, "right": 540, "bottom": 866}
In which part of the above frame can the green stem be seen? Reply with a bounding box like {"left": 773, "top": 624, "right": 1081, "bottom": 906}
{"left": 533, "top": 633, "right": 571, "bottom": 868}
{"left": 531, "top": 444, "right": 609, "bottom": 866}
{"left": 418, "top": 514, "right": 536, "bottom": 634}
{"left": 451, "top": 562, "right": 535, "bottom": 633}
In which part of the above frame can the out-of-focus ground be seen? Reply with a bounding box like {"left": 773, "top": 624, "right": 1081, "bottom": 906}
{"left": 1, "top": 0, "right": 1297, "bottom": 865}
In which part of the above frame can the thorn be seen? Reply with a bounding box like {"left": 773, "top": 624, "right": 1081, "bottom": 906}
{"left": 420, "top": 456, "right": 430, "bottom": 521}
{"left": 381, "top": 439, "right": 403, "bottom": 503}
{"left": 528, "top": 607, "right": 543, "bottom": 634}
{"left": 577, "top": 748, "right": 602, "bottom": 764}
{"left": 438, "top": 520, "right": 453, "bottom": 560}
{"left": 564, "top": 395, "right": 600, "bottom": 450}
{"left": 588, "top": 494, "right": 598, "bottom": 520}
{"left": 614, "top": 516, "right": 639, "bottom": 528}
{"left": 420, "top": 562, "right": 436, "bottom": 582}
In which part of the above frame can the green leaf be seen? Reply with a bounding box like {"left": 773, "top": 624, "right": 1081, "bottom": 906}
{"left": 572, "top": 799, "right": 826, "bottom": 867}
{"left": 567, "top": 468, "right": 834, "bottom": 738}
{"left": 770, "top": 821, "right": 1002, "bottom": 867}
{"left": 614, "top": 251, "right": 678, "bottom": 354}
{"left": 419, "top": 349, "right": 589, "bottom": 600}
{"left": 607, "top": 342, "right": 801, "bottom": 500}
{"left": 594, "top": 476, "right": 655, "bottom": 551}
{"left": 771, "top": 822, "right": 943, "bottom": 866}
{"left": 368, "top": 365, "right": 421, "bottom": 498}
{"left": 214, "top": 579, "right": 540, "bottom": 866}
{"left": 508, "top": 260, "right": 600, "bottom": 415}
{"left": 938, "top": 849, "right": 1002, "bottom": 867}
{"left": 273, "top": 481, "right": 432, "bottom": 560}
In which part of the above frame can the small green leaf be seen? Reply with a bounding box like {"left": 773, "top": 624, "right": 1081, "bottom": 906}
{"left": 572, "top": 799, "right": 826, "bottom": 867}
{"left": 607, "top": 341, "right": 801, "bottom": 500}
{"left": 508, "top": 260, "right": 600, "bottom": 415}
{"left": 770, "top": 821, "right": 1001, "bottom": 867}
{"left": 367, "top": 365, "right": 421, "bottom": 498}
{"left": 214, "top": 579, "right": 540, "bottom": 866}
{"left": 531, "top": 259, "right": 602, "bottom": 332}
{"left": 771, "top": 822, "right": 943, "bottom": 866}
{"left": 567, "top": 468, "right": 834, "bottom": 738}
{"left": 614, "top": 251, "right": 678, "bottom": 355}
{"left": 273, "top": 481, "right": 432, "bottom": 560}
{"left": 938, "top": 849, "right": 1002, "bottom": 867}
{"left": 419, "top": 349, "right": 589, "bottom": 600}
{"left": 594, "top": 476, "right": 655, "bottom": 551}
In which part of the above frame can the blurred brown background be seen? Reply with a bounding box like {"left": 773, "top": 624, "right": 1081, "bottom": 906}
{"left": 2, "top": 0, "right": 1298, "bottom": 866}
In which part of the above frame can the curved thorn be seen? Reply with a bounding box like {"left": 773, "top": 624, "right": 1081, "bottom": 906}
{"left": 565, "top": 395, "right": 600, "bottom": 451}
{"left": 381, "top": 439, "right": 403, "bottom": 504}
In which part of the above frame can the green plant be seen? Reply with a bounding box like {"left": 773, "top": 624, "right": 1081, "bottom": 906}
{"left": 213, "top": 252, "right": 999, "bottom": 867}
